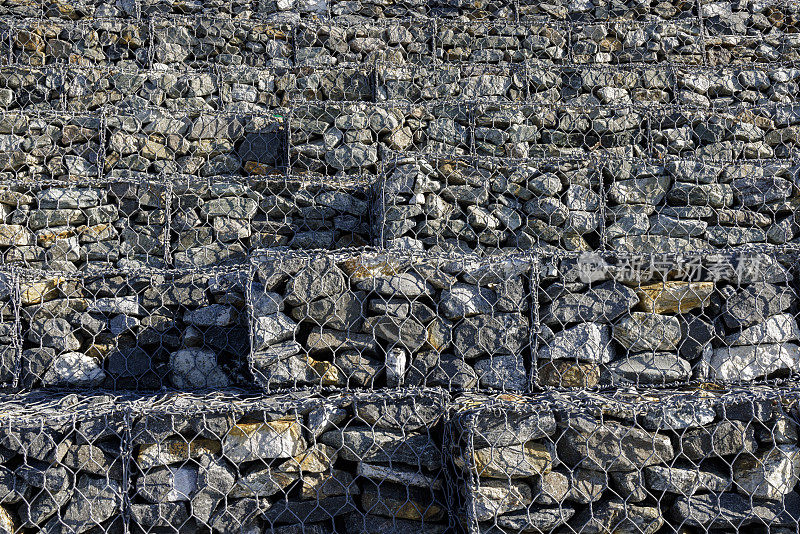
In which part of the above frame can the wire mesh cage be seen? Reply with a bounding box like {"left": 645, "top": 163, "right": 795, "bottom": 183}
{"left": 0, "top": 391, "right": 127, "bottom": 533}
{"left": 436, "top": 22, "right": 568, "bottom": 64}
{"left": 8, "top": 18, "right": 149, "bottom": 68}
{"left": 104, "top": 108, "right": 287, "bottom": 179}
{"left": 675, "top": 65, "right": 800, "bottom": 109}
{"left": 125, "top": 388, "right": 448, "bottom": 533}
{"left": 603, "top": 158, "right": 800, "bottom": 252}
{"left": 295, "top": 19, "right": 435, "bottom": 67}
{"left": 168, "top": 173, "right": 374, "bottom": 269}
{"left": 289, "top": 102, "right": 472, "bottom": 177}
{"left": 517, "top": 0, "right": 698, "bottom": 21}
{"left": 16, "top": 265, "right": 252, "bottom": 390}
{"left": 378, "top": 154, "right": 604, "bottom": 255}
{"left": 448, "top": 385, "right": 800, "bottom": 534}
{"left": 0, "top": 178, "right": 168, "bottom": 271}
{"left": 536, "top": 250, "right": 800, "bottom": 388}
{"left": 248, "top": 248, "right": 535, "bottom": 392}
{"left": 376, "top": 63, "right": 526, "bottom": 104}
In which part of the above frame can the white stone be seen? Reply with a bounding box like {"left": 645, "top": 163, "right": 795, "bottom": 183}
{"left": 253, "top": 313, "right": 298, "bottom": 349}
{"left": 223, "top": 419, "right": 307, "bottom": 462}
{"left": 539, "top": 322, "right": 614, "bottom": 363}
{"left": 43, "top": 352, "right": 105, "bottom": 387}
{"left": 385, "top": 348, "right": 407, "bottom": 386}
{"left": 169, "top": 348, "right": 230, "bottom": 389}
{"left": 707, "top": 343, "right": 800, "bottom": 382}
{"left": 724, "top": 313, "right": 800, "bottom": 346}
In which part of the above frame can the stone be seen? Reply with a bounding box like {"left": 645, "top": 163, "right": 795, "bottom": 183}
{"left": 28, "top": 317, "right": 81, "bottom": 352}
{"left": 354, "top": 272, "right": 432, "bottom": 297}
{"left": 706, "top": 344, "right": 800, "bottom": 382}
{"left": 467, "top": 442, "right": 551, "bottom": 478}
{"left": 472, "top": 410, "right": 556, "bottom": 448}
{"left": 645, "top": 465, "right": 731, "bottom": 495}
{"left": 355, "top": 394, "right": 441, "bottom": 432}
{"left": 670, "top": 492, "right": 800, "bottom": 528}
{"left": 734, "top": 445, "right": 800, "bottom": 500}
{"left": 88, "top": 296, "right": 143, "bottom": 316}
{"left": 439, "top": 284, "right": 496, "bottom": 320}
{"left": 494, "top": 508, "right": 574, "bottom": 532}
{"left": 253, "top": 313, "right": 298, "bottom": 349}
{"left": 571, "top": 499, "right": 663, "bottom": 534}
{"left": 359, "top": 484, "right": 444, "bottom": 521}
{"left": 473, "top": 480, "right": 532, "bottom": 522}
{"left": 613, "top": 312, "right": 682, "bottom": 352}
{"left": 721, "top": 283, "right": 795, "bottom": 329}
{"left": 679, "top": 315, "right": 715, "bottom": 360}
{"left": 452, "top": 313, "right": 529, "bottom": 359}
{"left": 60, "top": 476, "right": 121, "bottom": 534}
{"left": 136, "top": 466, "right": 198, "bottom": 503}
{"left": 291, "top": 292, "right": 364, "bottom": 330}
{"left": 542, "top": 281, "right": 639, "bottom": 325}
{"left": 321, "top": 427, "right": 440, "bottom": 470}
{"left": 369, "top": 315, "right": 427, "bottom": 352}
{"left": 169, "top": 348, "right": 230, "bottom": 389}
{"left": 724, "top": 314, "right": 800, "bottom": 346}
{"left": 357, "top": 463, "right": 441, "bottom": 490}
{"left": 636, "top": 281, "right": 714, "bottom": 314}
{"left": 131, "top": 503, "right": 190, "bottom": 528}
{"left": 137, "top": 438, "right": 221, "bottom": 469}
{"left": 61, "top": 444, "right": 120, "bottom": 478}
{"left": 191, "top": 455, "right": 237, "bottom": 523}
{"left": 230, "top": 466, "right": 296, "bottom": 498}
{"left": 558, "top": 414, "right": 674, "bottom": 472}
{"left": 325, "top": 143, "right": 377, "bottom": 170}
{"left": 183, "top": 304, "right": 238, "bottom": 327}
{"left": 538, "top": 322, "right": 614, "bottom": 363}
{"left": 42, "top": 352, "right": 105, "bottom": 387}
{"left": 538, "top": 360, "right": 599, "bottom": 388}
{"left": 261, "top": 496, "right": 356, "bottom": 524}
{"left": 0, "top": 225, "right": 35, "bottom": 246}
{"left": 681, "top": 420, "right": 757, "bottom": 460}
{"left": 606, "top": 352, "right": 692, "bottom": 385}
{"left": 284, "top": 258, "right": 345, "bottom": 306}
{"left": 223, "top": 419, "right": 307, "bottom": 462}
{"left": 475, "top": 353, "right": 527, "bottom": 391}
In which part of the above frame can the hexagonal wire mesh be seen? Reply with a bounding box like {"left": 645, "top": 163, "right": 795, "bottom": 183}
{"left": 447, "top": 385, "right": 800, "bottom": 534}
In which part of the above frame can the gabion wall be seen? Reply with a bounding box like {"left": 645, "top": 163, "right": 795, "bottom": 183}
{"left": 2, "top": 0, "right": 800, "bottom": 531}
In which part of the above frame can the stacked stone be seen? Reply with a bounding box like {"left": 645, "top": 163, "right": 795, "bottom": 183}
{"left": 0, "top": 389, "right": 447, "bottom": 532}
{"left": 1, "top": 0, "right": 800, "bottom": 530}
{"left": 450, "top": 386, "right": 800, "bottom": 533}
{"left": 249, "top": 249, "right": 533, "bottom": 392}
{"left": 537, "top": 252, "right": 800, "bottom": 387}
{"left": 17, "top": 267, "right": 251, "bottom": 390}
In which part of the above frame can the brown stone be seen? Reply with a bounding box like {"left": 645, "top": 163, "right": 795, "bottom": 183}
{"left": 636, "top": 281, "right": 714, "bottom": 314}
{"left": 537, "top": 360, "right": 599, "bottom": 388}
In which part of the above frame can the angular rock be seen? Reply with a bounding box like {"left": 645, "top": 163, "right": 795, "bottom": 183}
{"left": 706, "top": 343, "right": 800, "bottom": 382}
{"left": 542, "top": 282, "right": 639, "bottom": 326}
{"left": 613, "top": 312, "right": 682, "bottom": 352}
{"left": 538, "top": 322, "right": 614, "bottom": 363}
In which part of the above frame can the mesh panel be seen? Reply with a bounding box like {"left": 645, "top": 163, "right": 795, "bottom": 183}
{"left": 248, "top": 248, "right": 535, "bottom": 392}
{"left": 449, "top": 386, "right": 800, "bottom": 534}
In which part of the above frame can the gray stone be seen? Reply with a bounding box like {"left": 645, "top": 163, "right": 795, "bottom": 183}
{"left": 542, "top": 281, "right": 639, "bottom": 326}
{"left": 670, "top": 492, "right": 800, "bottom": 528}
{"left": 61, "top": 476, "right": 121, "bottom": 534}
{"left": 473, "top": 479, "right": 532, "bottom": 522}
{"left": 472, "top": 410, "right": 556, "bottom": 449}
{"left": 721, "top": 283, "right": 795, "bottom": 329}
{"left": 734, "top": 444, "right": 800, "bottom": 500}
{"left": 28, "top": 317, "right": 81, "bottom": 352}
{"left": 680, "top": 420, "right": 757, "bottom": 460}
{"left": 613, "top": 312, "right": 682, "bottom": 352}
{"left": 474, "top": 353, "right": 527, "bottom": 391}
{"left": 169, "top": 348, "right": 231, "bottom": 388}
{"left": 284, "top": 257, "right": 345, "bottom": 306}
{"left": 724, "top": 313, "right": 800, "bottom": 346}
{"left": 191, "top": 455, "right": 236, "bottom": 523}
{"left": 136, "top": 466, "right": 198, "bottom": 503}
{"left": 253, "top": 313, "right": 298, "bottom": 350}
{"left": 355, "top": 394, "right": 441, "bottom": 432}
{"left": 291, "top": 292, "right": 364, "bottom": 330}
{"left": 320, "top": 427, "right": 440, "bottom": 470}
{"left": 354, "top": 272, "right": 431, "bottom": 297}
{"left": 183, "top": 304, "right": 238, "bottom": 327}
{"left": 439, "top": 283, "right": 497, "bottom": 320}
{"left": 571, "top": 499, "right": 663, "bottom": 534}
{"left": 42, "top": 352, "right": 105, "bottom": 387}
{"left": 558, "top": 414, "right": 674, "bottom": 472}
{"left": 130, "top": 503, "right": 190, "bottom": 528}
{"left": 607, "top": 352, "right": 692, "bottom": 384}
{"left": 452, "top": 313, "right": 529, "bottom": 359}
{"left": 706, "top": 343, "right": 800, "bottom": 382}
{"left": 645, "top": 465, "right": 731, "bottom": 495}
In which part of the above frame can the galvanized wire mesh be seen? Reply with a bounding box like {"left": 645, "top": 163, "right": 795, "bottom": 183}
{"left": 448, "top": 385, "right": 800, "bottom": 534}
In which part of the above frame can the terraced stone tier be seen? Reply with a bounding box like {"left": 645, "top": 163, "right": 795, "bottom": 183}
{"left": 16, "top": 267, "right": 252, "bottom": 390}
{"left": 0, "top": 389, "right": 448, "bottom": 533}
{"left": 127, "top": 389, "right": 448, "bottom": 532}
{"left": 249, "top": 249, "right": 534, "bottom": 392}
{"left": 380, "top": 155, "right": 800, "bottom": 255}
{"left": 449, "top": 386, "right": 800, "bottom": 534}
{"left": 537, "top": 251, "right": 800, "bottom": 387}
